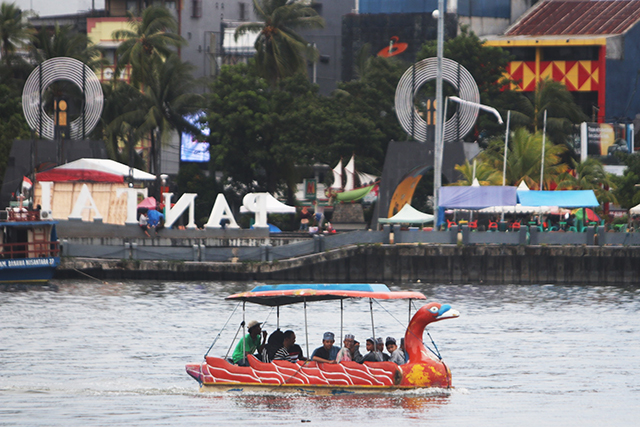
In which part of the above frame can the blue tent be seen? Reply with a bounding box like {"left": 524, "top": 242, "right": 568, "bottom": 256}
{"left": 517, "top": 190, "right": 598, "bottom": 208}
{"left": 439, "top": 186, "right": 518, "bottom": 209}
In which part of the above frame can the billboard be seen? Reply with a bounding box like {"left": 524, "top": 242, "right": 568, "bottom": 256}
{"left": 577, "top": 122, "right": 634, "bottom": 161}
{"left": 180, "top": 112, "right": 210, "bottom": 163}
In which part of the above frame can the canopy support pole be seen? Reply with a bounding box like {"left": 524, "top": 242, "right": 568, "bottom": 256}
{"left": 408, "top": 299, "right": 412, "bottom": 325}
{"left": 276, "top": 306, "right": 280, "bottom": 330}
{"left": 340, "top": 299, "right": 344, "bottom": 342}
{"left": 369, "top": 298, "right": 376, "bottom": 343}
{"left": 304, "top": 299, "right": 310, "bottom": 361}
{"left": 242, "top": 301, "right": 246, "bottom": 362}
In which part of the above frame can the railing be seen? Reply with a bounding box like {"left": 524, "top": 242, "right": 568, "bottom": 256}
{"left": 6, "top": 209, "right": 40, "bottom": 222}
{"left": 0, "top": 241, "right": 60, "bottom": 259}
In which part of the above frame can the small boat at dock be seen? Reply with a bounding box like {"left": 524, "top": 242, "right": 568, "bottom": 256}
{"left": 0, "top": 208, "right": 60, "bottom": 283}
{"left": 185, "top": 283, "right": 459, "bottom": 394}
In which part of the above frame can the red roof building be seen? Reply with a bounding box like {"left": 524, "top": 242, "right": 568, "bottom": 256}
{"left": 486, "top": 0, "right": 640, "bottom": 123}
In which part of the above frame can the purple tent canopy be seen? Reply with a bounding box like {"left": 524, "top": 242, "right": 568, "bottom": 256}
{"left": 439, "top": 186, "right": 518, "bottom": 209}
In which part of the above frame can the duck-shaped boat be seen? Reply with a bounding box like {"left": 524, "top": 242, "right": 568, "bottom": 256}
{"left": 185, "top": 284, "right": 459, "bottom": 394}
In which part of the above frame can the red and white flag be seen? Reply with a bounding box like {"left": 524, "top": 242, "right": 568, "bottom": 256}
{"left": 22, "top": 176, "right": 32, "bottom": 191}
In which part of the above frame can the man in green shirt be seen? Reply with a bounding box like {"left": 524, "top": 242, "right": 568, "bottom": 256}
{"left": 231, "top": 320, "right": 267, "bottom": 365}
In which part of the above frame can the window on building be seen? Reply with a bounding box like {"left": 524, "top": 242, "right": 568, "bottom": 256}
{"left": 192, "top": 0, "right": 202, "bottom": 18}
{"left": 311, "top": 2, "right": 322, "bottom": 15}
{"left": 505, "top": 47, "right": 535, "bottom": 62}
{"left": 126, "top": 0, "right": 138, "bottom": 13}
{"left": 542, "top": 46, "right": 599, "bottom": 61}
{"left": 239, "top": 2, "right": 246, "bottom": 21}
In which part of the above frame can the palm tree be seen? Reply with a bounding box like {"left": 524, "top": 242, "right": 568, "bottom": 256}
{"left": 31, "top": 24, "right": 104, "bottom": 67}
{"left": 556, "top": 157, "right": 617, "bottom": 205}
{"left": 107, "top": 54, "right": 203, "bottom": 176}
{"left": 112, "top": 5, "right": 185, "bottom": 88}
{"left": 235, "top": 0, "right": 324, "bottom": 85}
{"left": 0, "top": 2, "right": 32, "bottom": 65}
{"left": 481, "top": 127, "right": 568, "bottom": 189}
{"left": 510, "top": 78, "right": 588, "bottom": 145}
{"left": 451, "top": 160, "right": 503, "bottom": 186}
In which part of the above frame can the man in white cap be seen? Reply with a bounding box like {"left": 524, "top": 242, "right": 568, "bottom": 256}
{"left": 376, "top": 337, "right": 390, "bottom": 361}
{"left": 336, "top": 333, "right": 364, "bottom": 362}
{"left": 231, "top": 320, "right": 267, "bottom": 366}
{"left": 311, "top": 331, "right": 340, "bottom": 364}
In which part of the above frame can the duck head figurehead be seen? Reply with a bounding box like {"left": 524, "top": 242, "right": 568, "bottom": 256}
{"left": 399, "top": 302, "right": 459, "bottom": 388}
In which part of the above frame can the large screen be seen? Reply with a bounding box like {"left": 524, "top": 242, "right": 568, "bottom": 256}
{"left": 180, "top": 112, "right": 210, "bottom": 163}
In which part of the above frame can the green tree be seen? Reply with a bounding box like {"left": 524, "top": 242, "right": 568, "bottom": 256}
{"left": 556, "top": 157, "right": 617, "bottom": 205}
{"left": 513, "top": 78, "right": 588, "bottom": 146}
{"left": 234, "top": 0, "right": 324, "bottom": 85}
{"left": 206, "top": 63, "right": 305, "bottom": 197}
{"left": 611, "top": 153, "right": 640, "bottom": 209}
{"left": 481, "top": 127, "right": 567, "bottom": 189}
{"left": 30, "top": 24, "right": 103, "bottom": 67}
{"left": 112, "top": 5, "right": 185, "bottom": 88}
{"left": 451, "top": 160, "right": 503, "bottom": 186}
{"left": 0, "top": 2, "right": 32, "bottom": 65}
{"left": 107, "top": 54, "right": 203, "bottom": 177}
{"left": 0, "top": 82, "right": 30, "bottom": 190}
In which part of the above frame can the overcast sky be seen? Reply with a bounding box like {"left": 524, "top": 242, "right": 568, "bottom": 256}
{"left": 13, "top": 1, "right": 105, "bottom": 16}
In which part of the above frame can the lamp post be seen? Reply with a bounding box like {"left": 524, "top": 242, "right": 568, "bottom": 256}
{"left": 432, "top": 1, "right": 445, "bottom": 228}
{"left": 540, "top": 109, "right": 548, "bottom": 190}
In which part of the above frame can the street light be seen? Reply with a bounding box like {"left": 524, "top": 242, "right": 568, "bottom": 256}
{"left": 432, "top": 1, "right": 445, "bottom": 228}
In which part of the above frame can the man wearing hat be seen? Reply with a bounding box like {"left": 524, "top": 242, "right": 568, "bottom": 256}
{"left": 385, "top": 336, "right": 405, "bottom": 365}
{"left": 311, "top": 331, "right": 340, "bottom": 364}
{"left": 376, "top": 337, "right": 390, "bottom": 361}
{"left": 231, "top": 320, "right": 267, "bottom": 366}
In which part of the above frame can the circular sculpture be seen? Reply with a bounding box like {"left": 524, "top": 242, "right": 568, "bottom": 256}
{"left": 22, "top": 57, "right": 104, "bottom": 140}
{"left": 395, "top": 57, "right": 480, "bottom": 143}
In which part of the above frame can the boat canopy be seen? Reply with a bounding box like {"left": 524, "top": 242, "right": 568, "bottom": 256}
{"left": 226, "top": 283, "right": 426, "bottom": 306}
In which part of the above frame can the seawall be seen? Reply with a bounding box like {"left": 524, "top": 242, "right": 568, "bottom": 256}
{"left": 56, "top": 244, "right": 640, "bottom": 285}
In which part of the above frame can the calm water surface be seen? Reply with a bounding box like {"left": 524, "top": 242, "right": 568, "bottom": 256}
{"left": 1, "top": 280, "right": 639, "bottom": 426}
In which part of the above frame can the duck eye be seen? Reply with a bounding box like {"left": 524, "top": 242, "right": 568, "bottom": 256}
{"left": 429, "top": 306, "right": 439, "bottom": 313}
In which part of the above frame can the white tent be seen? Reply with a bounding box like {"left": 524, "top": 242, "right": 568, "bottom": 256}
{"left": 36, "top": 158, "right": 156, "bottom": 182}
{"left": 630, "top": 203, "right": 640, "bottom": 214}
{"left": 240, "top": 193, "right": 296, "bottom": 214}
{"left": 478, "top": 204, "right": 552, "bottom": 214}
{"left": 379, "top": 204, "right": 434, "bottom": 224}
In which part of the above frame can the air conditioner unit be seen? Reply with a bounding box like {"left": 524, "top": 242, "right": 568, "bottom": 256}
{"left": 40, "top": 210, "right": 52, "bottom": 220}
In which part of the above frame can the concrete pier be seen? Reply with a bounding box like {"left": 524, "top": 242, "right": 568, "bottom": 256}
{"left": 57, "top": 244, "right": 640, "bottom": 285}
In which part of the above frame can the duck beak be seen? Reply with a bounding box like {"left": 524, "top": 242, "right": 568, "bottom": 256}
{"left": 436, "top": 304, "right": 460, "bottom": 321}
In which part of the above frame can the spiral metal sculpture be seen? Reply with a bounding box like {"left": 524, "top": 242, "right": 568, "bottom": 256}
{"left": 22, "top": 57, "right": 103, "bottom": 140}
{"left": 395, "top": 57, "right": 480, "bottom": 143}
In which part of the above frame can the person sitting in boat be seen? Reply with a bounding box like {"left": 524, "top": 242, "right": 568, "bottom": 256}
{"left": 385, "top": 336, "right": 405, "bottom": 365}
{"left": 336, "top": 334, "right": 363, "bottom": 362}
{"left": 261, "top": 329, "right": 285, "bottom": 363}
{"left": 273, "top": 330, "right": 297, "bottom": 363}
{"left": 231, "top": 320, "right": 267, "bottom": 366}
{"left": 400, "top": 338, "right": 409, "bottom": 364}
{"left": 311, "top": 331, "right": 340, "bottom": 364}
{"left": 288, "top": 340, "right": 306, "bottom": 362}
{"left": 360, "top": 337, "right": 383, "bottom": 363}
{"left": 376, "top": 337, "right": 390, "bottom": 361}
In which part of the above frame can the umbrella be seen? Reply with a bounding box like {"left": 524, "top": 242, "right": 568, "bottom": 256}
{"left": 572, "top": 208, "right": 600, "bottom": 223}
{"left": 137, "top": 196, "right": 157, "bottom": 209}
